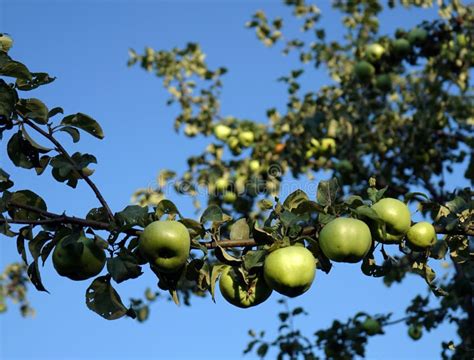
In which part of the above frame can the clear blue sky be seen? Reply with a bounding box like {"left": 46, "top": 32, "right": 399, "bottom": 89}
{"left": 0, "top": 1, "right": 467, "bottom": 359}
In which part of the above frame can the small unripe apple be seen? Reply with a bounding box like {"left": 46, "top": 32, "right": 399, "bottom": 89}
{"left": 361, "top": 317, "right": 382, "bottom": 335}
{"left": 375, "top": 74, "right": 392, "bottom": 92}
{"left": 238, "top": 131, "right": 255, "bottom": 147}
{"left": 408, "top": 324, "right": 423, "bottom": 340}
{"left": 213, "top": 124, "right": 232, "bottom": 140}
{"left": 215, "top": 177, "right": 229, "bottom": 191}
{"left": 408, "top": 28, "right": 428, "bottom": 45}
{"left": 320, "top": 138, "right": 336, "bottom": 153}
{"left": 249, "top": 160, "right": 260, "bottom": 172}
{"left": 223, "top": 191, "right": 237, "bottom": 203}
{"left": 392, "top": 38, "right": 411, "bottom": 56}
{"left": 228, "top": 136, "right": 240, "bottom": 149}
{"left": 354, "top": 61, "right": 375, "bottom": 80}
{"left": 366, "top": 43, "right": 385, "bottom": 62}
{"left": 310, "top": 138, "right": 320, "bottom": 150}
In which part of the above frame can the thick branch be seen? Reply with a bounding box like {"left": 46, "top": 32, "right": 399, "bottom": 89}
{"left": 21, "top": 118, "right": 115, "bottom": 221}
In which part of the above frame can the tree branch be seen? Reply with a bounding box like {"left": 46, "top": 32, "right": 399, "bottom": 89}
{"left": 21, "top": 117, "right": 115, "bottom": 221}
{"left": 2, "top": 203, "right": 473, "bottom": 250}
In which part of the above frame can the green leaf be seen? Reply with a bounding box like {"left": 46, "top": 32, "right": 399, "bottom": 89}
{"left": 16, "top": 98, "right": 49, "bottom": 124}
{"left": 317, "top": 178, "right": 340, "bottom": 207}
{"left": 155, "top": 199, "right": 181, "bottom": 219}
{"left": 352, "top": 205, "right": 383, "bottom": 223}
{"left": 61, "top": 113, "right": 104, "bottom": 139}
{"left": 252, "top": 224, "right": 274, "bottom": 245}
{"left": 58, "top": 126, "right": 80, "bottom": 143}
{"left": 214, "top": 245, "right": 242, "bottom": 266}
{"left": 180, "top": 218, "right": 206, "bottom": 238}
{"left": 20, "top": 125, "right": 52, "bottom": 152}
{"left": 86, "top": 207, "right": 110, "bottom": 223}
{"left": 115, "top": 205, "right": 148, "bottom": 228}
{"left": 0, "top": 168, "right": 14, "bottom": 191}
{"left": 0, "top": 59, "right": 32, "bottom": 80}
{"left": 367, "top": 186, "right": 387, "bottom": 204}
{"left": 107, "top": 251, "right": 143, "bottom": 283}
{"left": 230, "top": 218, "right": 250, "bottom": 241}
{"left": 7, "top": 189, "right": 47, "bottom": 221}
{"left": 28, "top": 231, "right": 51, "bottom": 260}
{"left": 86, "top": 276, "right": 132, "bottom": 320}
{"left": 200, "top": 205, "right": 231, "bottom": 224}
{"left": 16, "top": 72, "right": 55, "bottom": 91}
{"left": 0, "top": 79, "right": 17, "bottom": 122}
{"left": 283, "top": 189, "right": 309, "bottom": 211}
{"left": 243, "top": 249, "right": 266, "bottom": 271}
{"left": 7, "top": 131, "right": 40, "bottom": 169}
{"left": 257, "top": 343, "right": 269, "bottom": 357}
{"left": 209, "top": 264, "right": 227, "bottom": 302}
{"left": 27, "top": 260, "right": 49, "bottom": 293}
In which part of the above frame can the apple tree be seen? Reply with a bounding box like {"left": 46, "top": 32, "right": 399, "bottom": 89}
{"left": 0, "top": 0, "right": 473, "bottom": 359}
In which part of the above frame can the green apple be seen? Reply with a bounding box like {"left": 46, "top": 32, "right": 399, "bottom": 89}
{"left": 371, "top": 198, "right": 411, "bottom": 244}
{"left": 354, "top": 61, "right": 375, "bottom": 80}
{"left": 310, "top": 138, "right": 321, "bottom": 150}
{"left": 366, "top": 43, "right": 385, "bottom": 62}
{"left": 53, "top": 236, "right": 106, "bottom": 281}
{"left": 249, "top": 160, "right": 260, "bottom": 172}
{"left": 320, "top": 138, "right": 336, "bottom": 153}
{"left": 406, "top": 222, "right": 436, "bottom": 249}
{"left": 408, "top": 28, "right": 428, "bottom": 45}
{"left": 408, "top": 324, "right": 423, "bottom": 340}
{"left": 219, "top": 266, "right": 272, "bottom": 308}
{"left": 215, "top": 177, "right": 229, "bottom": 191}
{"left": 361, "top": 317, "right": 382, "bottom": 335}
{"left": 392, "top": 38, "right": 411, "bottom": 56}
{"left": 263, "top": 246, "right": 316, "bottom": 297}
{"left": 139, "top": 221, "right": 190, "bottom": 273}
{"left": 223, "top": 191, "right": 237, "bottom": 203}
{"left": 0, "top": 34, "right": 13, "bottom": 52}
{"left": 238, "top": 130, "right": 255, "bottom": 147}
{"left": 375, "top": 74, "right": 392, "bottom": 92}
{"left": 319, "top": 217, "right": 372, "bottom": 263}
{"left": 213, "top": 124, "right": 232, "bottom": 140}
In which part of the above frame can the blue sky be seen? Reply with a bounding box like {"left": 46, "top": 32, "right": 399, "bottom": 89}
{"left": 0, "top": 1, "right": 467, "bottom": 359}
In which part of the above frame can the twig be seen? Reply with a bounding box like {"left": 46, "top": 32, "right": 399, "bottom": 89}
{"left": 21, "top": 117, "right": 115, "bottom": 221}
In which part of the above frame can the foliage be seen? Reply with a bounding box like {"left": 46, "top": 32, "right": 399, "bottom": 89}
{"left": 0, "top": 0, "right": 473, "bottom": 359}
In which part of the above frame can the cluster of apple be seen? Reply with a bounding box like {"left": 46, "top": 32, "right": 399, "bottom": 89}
{"left": 305, "top": 137, "right": 336, "bottom": 159}
{"left": 218, "top": 197, "right": 436, "bottom": 308}
{"left": 213, "top": 123, "right": 255, "bottom": 154}
{"left": 51, "top": 197, "right": 436, "bottom": 311}
{"left": 353, "top": 27, "right": 429, "bottom": 89}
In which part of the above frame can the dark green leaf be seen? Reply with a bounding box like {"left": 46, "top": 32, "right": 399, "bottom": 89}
{"left": 7, "top": 189, "right": 47, "bottom": 221}
{"left": 214, "top": 245, "right": 242, "bottom": 266}
{"left": 7, "top": 131, "right": 40, "bottom": 169}
{"left": 20, "top": 125, "right": 52, "bottom": 152}
{"left": 28, "top": 231, "right": 51, "bottom": 260}
{"left": 16, "top": 72, "right": 55, "bottom": 91}
{"left": 58, "top": 126, "right": 80, "bottom": 143}
{"left": 155, "top": 199, "right": 180, "bottom": 219}
{"left": 61, "top": 113, "right": 104, "bottom": 139}
{"left": 86, "top": 276, "right": 132, "bottom": 320}
{"left": 115, "top": 205, "right": 148, "bottom": 228}
{"left": 107, "top": 252, "right": 143, "bottom": 283}
{"left": 16, "top": 98, "right": 48, "bottom": 124}
{"left": 27, "top": 260, "right": 49, "bottom": 293}
{"left": 0, "top": 59, "right": 32, "bottom": 80}
{"left": 0, "top": 79, "right": 16, "bottom": 122}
